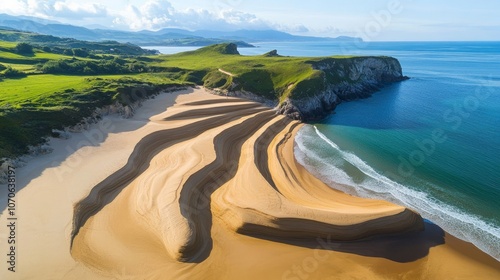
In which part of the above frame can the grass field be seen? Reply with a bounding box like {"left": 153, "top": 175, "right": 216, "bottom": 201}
{"left": 0, "top": 37, "right": 190, "bottom": 159}
{"left": 0, "top": 47, "right": 73, "bottom": 67}
{"left": 0, "top": 74, "right": 176, "bottom": 108}
{"left": 0, "top": 41, "right": 16, "bottom": 48}
{"left": 0, "top": 75, "right": 89, "bottom": 106}
{"left": 0, "top": 63, "right": 34, "bottom": 71}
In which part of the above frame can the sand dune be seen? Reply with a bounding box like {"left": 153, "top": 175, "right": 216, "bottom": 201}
{"left": 71, "top": 88, "right": 424, "bottom": 266}
{"left": 2, "top": 87, "right": 499, "bottom": 280}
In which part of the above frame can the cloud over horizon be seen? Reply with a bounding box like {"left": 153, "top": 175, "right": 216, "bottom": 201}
{"left": 1, "top": 0, "right": 108, "bottom": 19}
{"left": 0, "top": 0, "right": 273, "bottom": 31}
{"left": 113, "top": 0, "right": 271, "bottom": 31}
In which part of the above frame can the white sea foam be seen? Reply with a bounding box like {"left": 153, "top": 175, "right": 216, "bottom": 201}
{"left": 295, "top": 124, "right": 500, "bottom": 260}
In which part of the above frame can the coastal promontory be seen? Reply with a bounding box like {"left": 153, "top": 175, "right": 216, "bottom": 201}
{"left": 179, "top": 43, "right": 409, "bottom": 121}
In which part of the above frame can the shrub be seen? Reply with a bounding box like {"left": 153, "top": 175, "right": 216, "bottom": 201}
{"left": 83, "top": 66, "right": 95, "bottom": 75}
{"left": 128, "top": 62, "right": 149, "bottom": 73}
{"left": 203, "top": 70, "right": 229, "bottom": 89}
{"left": 38, "top": 58, "right": 166, "bottom": 75}
{"left": 40, "top": 60, "right": 67, "bottom": 73}
{"left": 2, "top": 67, "right": 27, "bottom": 78}
{"left": 63, "top": 49, "right": 74, "bottom": 56}
{"left": 73, "top": 48, "right": 89, "bottom": 58}
{"left": 15, "top": 43, "right": 34, "bottom": 55}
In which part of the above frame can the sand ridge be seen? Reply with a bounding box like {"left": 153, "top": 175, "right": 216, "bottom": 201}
{"left": 71, "top": 88, "right": 423, "bottom": 266}
{"left": 2, "top": 87, "right": 500, "bottom": 280}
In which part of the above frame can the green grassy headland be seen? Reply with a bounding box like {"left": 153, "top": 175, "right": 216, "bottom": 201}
{"left": 0, "top": 28, "right": 379, "bottom": 160}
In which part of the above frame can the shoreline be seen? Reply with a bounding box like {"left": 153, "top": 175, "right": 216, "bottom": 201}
{"left": 294, "top": 124, "right": 500, "bottom": 262}
{"left": 1, "top": 87, "right": 499, "bottom": 279}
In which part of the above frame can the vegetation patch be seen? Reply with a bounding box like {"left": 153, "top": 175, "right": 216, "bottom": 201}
{"left": 203, "top": 70, "right": 230, "bottom": 89}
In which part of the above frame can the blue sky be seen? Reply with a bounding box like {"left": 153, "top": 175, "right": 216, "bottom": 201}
{"left": 1, "top": 0, "right": 499, "bottom": 41}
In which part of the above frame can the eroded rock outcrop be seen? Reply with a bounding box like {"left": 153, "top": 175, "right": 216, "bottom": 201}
{"left": 279, "top": 57, "right": 408, "bottom": 121}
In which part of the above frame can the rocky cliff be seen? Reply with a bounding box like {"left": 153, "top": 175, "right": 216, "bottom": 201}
{"left": 278, "top": 57, "right": 408, "bottom": 121}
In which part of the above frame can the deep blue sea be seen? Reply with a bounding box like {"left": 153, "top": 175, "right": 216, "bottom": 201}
{"left": 150, "top": 41, "right": 500, "bottom": 260}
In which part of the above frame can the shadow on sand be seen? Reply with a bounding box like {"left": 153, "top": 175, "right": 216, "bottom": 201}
{"left": 246, "top": 220, "right": 444, "bottom": 263}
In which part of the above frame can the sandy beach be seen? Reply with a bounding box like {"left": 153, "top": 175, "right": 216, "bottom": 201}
{"left": 1, "top": 87, "right": 499, "bottom": 280}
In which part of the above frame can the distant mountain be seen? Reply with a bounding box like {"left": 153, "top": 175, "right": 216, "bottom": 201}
{"left": 146, "top": 28, "right": 361, "bottom": 43}
{"left": 0, "top": 14, "right": 98, "bottom": 40}
{"left": 0, "top": 13, "right": 60, "bottom": 25}
{"left": 193, "top": 29, "right": 362, "bottom": 42}
{"left": 0, "top": 13, "right": 362, "bottom": 47}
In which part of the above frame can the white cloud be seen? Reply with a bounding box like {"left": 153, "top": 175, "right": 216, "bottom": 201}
{"left": 0, "top": 0, "right": 305, "bottom": 33}
{"left": 276, "top": 24, "right": 310, "bottom": 34}
{"left": 113, "top": 0, "right": 173, "bottom": 30}
{"left": 0, "top": 0, "right": 50, "bottom": 18}
{"left": 0, "top": 0, "right": 108, "bottom": 19}
{"left": 53, "top": 2, "right": 107, "bottom": 18}
{"left": 113, "top": 0, "right": 270, "bottom": 31}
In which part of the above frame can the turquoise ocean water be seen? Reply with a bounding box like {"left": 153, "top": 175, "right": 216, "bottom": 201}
{"left": 151, "top": 42, "right": 500, "bottom": 260}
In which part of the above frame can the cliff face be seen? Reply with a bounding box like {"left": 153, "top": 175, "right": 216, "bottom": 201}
{"left": 278, "top": 57, "right": 408, "bottom": 121}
